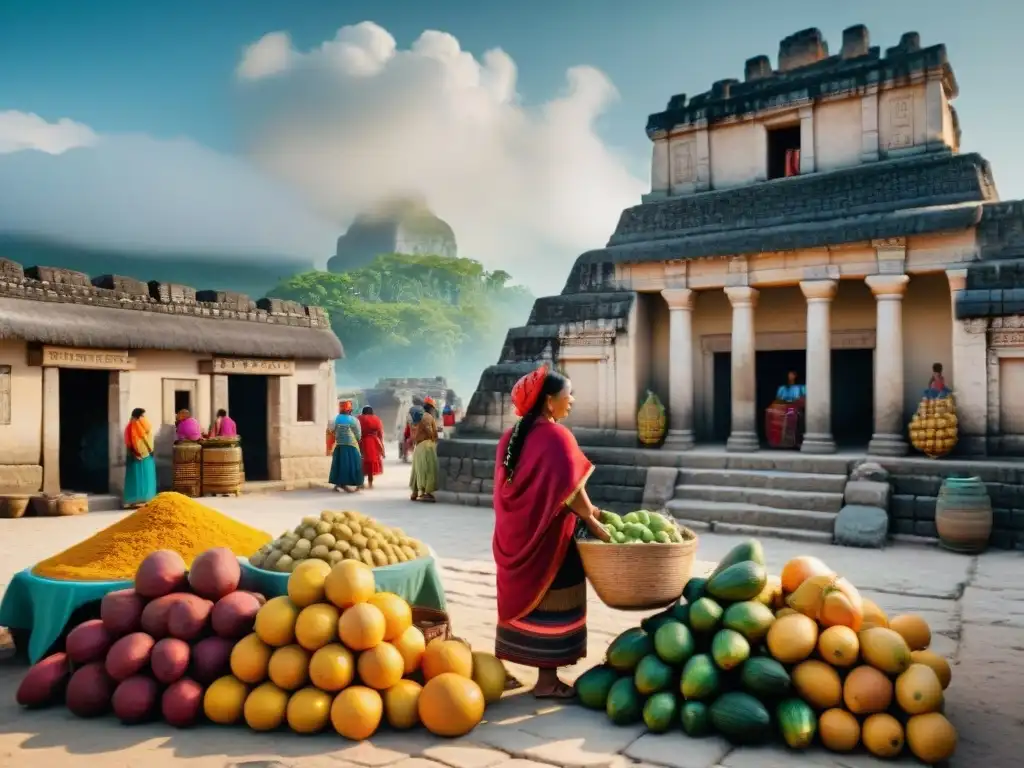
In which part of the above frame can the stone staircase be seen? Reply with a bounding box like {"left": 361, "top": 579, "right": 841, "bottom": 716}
{"left": 664, "top": 456, "right": 852, "bottom": 543}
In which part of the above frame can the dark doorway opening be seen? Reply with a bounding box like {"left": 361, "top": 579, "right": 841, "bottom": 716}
{"left": 58, "top": 369, "right": 110, "bottom": 493}
{"left": 767, "top": 125, "right": 801, "bottom": 180}
{"left": 228, "top": 375, "right": 269, "bottom": 481}
{"left": 711, "top": 348, "right": 874, "bottom": 448}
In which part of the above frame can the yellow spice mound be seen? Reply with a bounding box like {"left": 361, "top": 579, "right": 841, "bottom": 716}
{"left": 33, "top": 492, "right": 271, "bottom": 581}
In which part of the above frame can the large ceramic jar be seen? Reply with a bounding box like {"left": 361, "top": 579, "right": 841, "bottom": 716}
{"left": 935, "top": 476, "right": 993, "bottom": 554}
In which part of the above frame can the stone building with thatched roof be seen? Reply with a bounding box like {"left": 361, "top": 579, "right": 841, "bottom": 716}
{"left": 0, "top": 260, "right": 343, "bottom": 496}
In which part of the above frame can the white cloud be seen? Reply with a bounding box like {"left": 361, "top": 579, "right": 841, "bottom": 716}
{"left": 0, "top": 111, "right": 97, "bottom": 155}
{"left": 235, "top": 21, "right": 646, "bottom": 292}
{"left": 0, "top": 119, "right": 337, "bottom": 260}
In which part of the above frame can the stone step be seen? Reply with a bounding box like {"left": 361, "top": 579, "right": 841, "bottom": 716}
{"left": 582, "top": 446, "right": 853, "bottom": 475}
{"left": 676, "top": 518, "right": 833, "bottom": 545}
{"left": 87, "top": 494, "right": 122, "bottom": 512}
{"left": 673, "top": 484, "right": 845, "bottom": 513}
{"left": 665, "top": 499, "right": 837, "bottom": 533}
{"left": 678, "top": 468, "right": 848, "bottom": 493}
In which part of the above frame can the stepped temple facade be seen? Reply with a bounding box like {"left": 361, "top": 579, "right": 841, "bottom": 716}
{"left": 455, "top": 26, "right": 1024, "bottom": 460}
{"left": 0, "top": 260, "right": 342, "bottom": 497}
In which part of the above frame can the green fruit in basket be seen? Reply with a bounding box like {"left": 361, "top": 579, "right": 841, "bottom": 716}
{"left": 647, "top": 514, "right": 668, "bottom": 534}
{"left": 654, "top": 531, "right": 671, "bottom": 544}
{"left": 622, "top": 522, "right": 647, "bottom": 540}
{"left": 689, "top": 597, "right": 723, "bottom": 634}
{"left": 653, "top": 620, "right": 695, "bottom": 666}
{"left": 600, "top": 510, "right": 623, "bottom": 528}
{"left": 711, "top": 629, "right": 750, "bottom": 671}
{"left": 682, "top": 577, "right": 708, "bottom": 604}
{"left": 706, "top": 561, "right": 768, "bottom": 603}
{"left": 680, "top": 654, "right": 720, "bottom": 701}
{"left": 636, "top": 510, "right": 652, "bottom": 526}
{"left": 622, "top": 512, "right": 640, "bottom": 524}
{"left": 709, "top": 538, "right": 766, "bottom": 578}
{"left": 639, "top": 527, "right": 655, "bottom": 543}
{"left": 642, "top": 691, "right": 679, "bottom": 733}
{"left": 612, "top": 530, "right": 627, "bottom": 544}
{"left": 606, "top": 628, "right": 653, "bottom": 673}
{"left": 606, "top": 678, "right": 643, "bottom": 725}
{"left": 722, "top": 601, "right": 776, "bottom": 644}
{"left": 680, "top": 700, "right": 712, "bottom": 737}
{"left": 574, "top": 665, "right": 620, "bottom": 710}
{"left": 634, "top": 654, "right": 673, "bottom": 695}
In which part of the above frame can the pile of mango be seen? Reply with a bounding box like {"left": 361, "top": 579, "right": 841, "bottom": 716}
{"left": 596, "top": 510, "right": 689, "bottom": 544}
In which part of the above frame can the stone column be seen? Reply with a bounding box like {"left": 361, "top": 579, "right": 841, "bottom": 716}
{"left": 107, "top": 371, "right": 132, "bottom": 497}
{"left": 41, "top": 366, "right": 60, "bottom": 495}
{"left": 725, "top": 286, "right": 759, "bottom": 452}
{"left": 799, "top": 280, "right": 837, "bottom": 454}
{"left": 799, "top": 106, "right": 815, "bottom": 174}
{"left": 866, "top": 274, "right": 910, "bottom": 456}
{"left": 946, "top": 269, "right": 988, "bottom": 454}
{"left": 267, "top": 375, "right": 293, "bottom": 482}
{"left": 661, "top": 288, "right": 695, "bottom": 449}
{"left": 211, "top": 374, "right": 229, "bottom": 421}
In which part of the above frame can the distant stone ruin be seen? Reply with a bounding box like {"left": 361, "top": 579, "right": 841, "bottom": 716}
{"left": 345, "top": 377, "right": 461, "bottom": 441}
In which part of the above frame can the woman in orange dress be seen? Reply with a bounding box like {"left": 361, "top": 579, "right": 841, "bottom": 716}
{"left": 357, "top": 406, "right": 386, "bottom": 489}
{"left": 492, "top": 365, "right": 610, "bottom": 699}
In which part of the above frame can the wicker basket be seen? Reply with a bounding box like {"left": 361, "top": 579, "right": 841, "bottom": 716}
{"left": 172, "top": 442, "right": 203, "bottom": 497}
{"left": 577, "top": 533, "right": 698, "bottom": 610}
{"left": 202, "top": 444, "right": 243, "bottom": 495}
{"left": 412, "top": 606, "right": 452, "bottom": 644}
{"left": 56, "top": 494, "right": 88, "bottom": 516}
{"left": 637, "top": 390, "right": 667, "bottom": 446}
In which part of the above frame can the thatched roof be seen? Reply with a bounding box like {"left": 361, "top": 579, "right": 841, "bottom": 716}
{"left": 0, "top": 298, "right": 343, "bottom": 359}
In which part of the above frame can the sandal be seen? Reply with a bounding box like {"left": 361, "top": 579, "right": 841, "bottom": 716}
{"left": 531, "top": 680, "right": 575, "bottom": 700}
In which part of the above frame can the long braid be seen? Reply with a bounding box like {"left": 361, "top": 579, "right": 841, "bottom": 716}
{"left": 503, "top": 370, "right": 567, "bottom": 482}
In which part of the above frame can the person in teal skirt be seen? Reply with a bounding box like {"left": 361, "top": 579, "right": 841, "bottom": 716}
{"left": 329, "top": 400, "right": 364, "bottom": 493}
{"left": 123, "top": 407, "right": 157, "bottom": 508}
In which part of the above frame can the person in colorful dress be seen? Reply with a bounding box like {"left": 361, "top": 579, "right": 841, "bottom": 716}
{"left": 400, "top": 396, "right": 424, "bottom": 463}
{"left": 924, "top": 362, "right": 952, "bottom": 398}
{"left": 409, "top": 398, "right": 440, "bottom": 502}
{"left": 328, "top": 400, "right": 363, "bottom": 493}
{"left": 207, "top": 409, "right": 238, "bottom": 438}
{"left": 766, "top": 370, "right": 807, "bottom": 449}
{"left": 123, "top": 408, "right": 157, "bottom": 508}
{"left": 357, "top": 405, "right": 386, "bottom": 489}
{"left": 491, "top": 365, "right": 610, "bottom": 699}
{"left": 175, "top": 409, "right": 203, "bottom": 442}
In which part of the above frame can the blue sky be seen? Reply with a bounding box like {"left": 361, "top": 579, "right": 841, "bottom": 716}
{"left": 0, "top": 0, "right": 1019, "bottom": 283}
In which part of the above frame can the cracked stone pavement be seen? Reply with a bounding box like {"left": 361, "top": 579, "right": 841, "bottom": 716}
{"left": 1, "top": 457, "right": 1021, "bottom": 767}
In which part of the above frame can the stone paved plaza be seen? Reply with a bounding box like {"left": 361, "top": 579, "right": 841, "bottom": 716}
{"left": 1, "top": 456, "right": 1021, "bottom": 767}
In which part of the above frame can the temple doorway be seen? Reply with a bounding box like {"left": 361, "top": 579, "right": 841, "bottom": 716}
{"left": 227, "top": 374, "right": 269, "bottom": 481}
{"left": 711, "top": 348, "right": 874, "bottom": 448}
{"left": 58, "top": 368, "right": 110, "bottom": 493}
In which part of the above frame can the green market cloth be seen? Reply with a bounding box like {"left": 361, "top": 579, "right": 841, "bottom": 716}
{"left": 0, "top": 570, "right": 131, "bottom": 664}
{"left": 239, "top": 556, "right": 447, "bottom": 611}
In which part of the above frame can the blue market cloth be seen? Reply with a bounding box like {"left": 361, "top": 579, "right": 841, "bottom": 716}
{"left": 240, "top": 556, "right": 447, "bottom": 611}
{"left": 0, "top": 570, "right": 131, "bottom": 663}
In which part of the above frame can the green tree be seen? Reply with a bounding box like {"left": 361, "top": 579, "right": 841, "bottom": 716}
{"left": 268, "top": 253, "right": 534, "bottom": 391}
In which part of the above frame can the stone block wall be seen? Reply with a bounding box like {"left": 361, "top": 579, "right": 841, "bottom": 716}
{"left": 0, "top": 258, "right": 331, "bottom": 330}
{"left": 884, "top": 461, "right": 1024, "bottom": 549}
{"left": 437, "top": 439, "right": 648, "bottom": 511}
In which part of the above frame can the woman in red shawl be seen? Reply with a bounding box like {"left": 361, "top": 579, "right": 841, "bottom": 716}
{"left": 492, "top": 365, "right": 610, "bottom": 699}
{"left": 357, "top": 405, "right": 386, "bottom": 488}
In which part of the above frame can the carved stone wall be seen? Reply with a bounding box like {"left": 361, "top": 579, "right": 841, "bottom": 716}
{"left": 0, "top": 258, "right": 330, "bottom": 329}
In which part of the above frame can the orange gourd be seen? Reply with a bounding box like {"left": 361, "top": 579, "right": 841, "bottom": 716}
{"left": 786, "top": 574, "right": 863, "bottom": 631}
{"left": 780, "top": 556, "right": 834, "bottom": 594}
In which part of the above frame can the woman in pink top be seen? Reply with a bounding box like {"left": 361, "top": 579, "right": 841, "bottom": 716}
{"left": 208, "top": 409, "right": 238, "bottom": 438}
{"left": 175, "top": 409, "right": 203, "bottom": 442}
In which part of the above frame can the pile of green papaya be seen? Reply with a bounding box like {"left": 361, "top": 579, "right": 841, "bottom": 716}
{"left": 595, "top": 509, "right": 688, "bottom": 544}
{"left": 574, "top": 538, "right": 815, "bottom": 749}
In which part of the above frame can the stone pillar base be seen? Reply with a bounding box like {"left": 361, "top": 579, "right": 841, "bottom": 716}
{"left": 726, "top": 432, "right": 760, "bottom": 452}
{"left": 663, "top": 429, "right": 695, "bottom": 451}
{"left": 868, "top": 434, "right": 909, "bottom": 456}
{"left": 801, "top": 434, "right": 837, "bottom": 455}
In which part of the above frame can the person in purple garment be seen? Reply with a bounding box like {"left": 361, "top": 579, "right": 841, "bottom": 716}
{"left": 175, "top": 409, "right": 203, "bottom": 442}
{"left": 208, "top": 409, "right": 238, "bottom": 438}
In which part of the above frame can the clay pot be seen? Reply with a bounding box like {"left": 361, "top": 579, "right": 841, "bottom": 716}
{"left": 935, "top": 476, "right": 992, "bottom": 554}
{"left": 0, "top": 494, "right": 34, "bottom": 519}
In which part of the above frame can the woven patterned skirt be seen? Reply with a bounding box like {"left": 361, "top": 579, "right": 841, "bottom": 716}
{"left": 766, "top": 403, "right": 802, "bottom": 449}
{"left": 495, "top": 542, "right": 587, "bottom": 669}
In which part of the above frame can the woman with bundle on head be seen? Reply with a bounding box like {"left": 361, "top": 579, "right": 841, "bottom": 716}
{"left": 123, "top": 408, "right": 157, "bottom": 508}
{"left": 409, "top": 397, "right": 440, "bottom": 502}
{"left": 492, "top": 365, "right": 610, "bottom": 699}
{"left": 357, "top": 405, "right": 386, "bottom": 489}
{"left": 328, "top": 400, "right": 363, "bottom": 493}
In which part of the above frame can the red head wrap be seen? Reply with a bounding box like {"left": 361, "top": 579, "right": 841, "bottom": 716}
{"left": 511, "top": 364, "right": 549, "bottom": 417}
{"left": 339, "top": 400, "right": 353, "bottom": 413}
{"left": 423, "top": 396, "right": 435, "bottom": 407}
